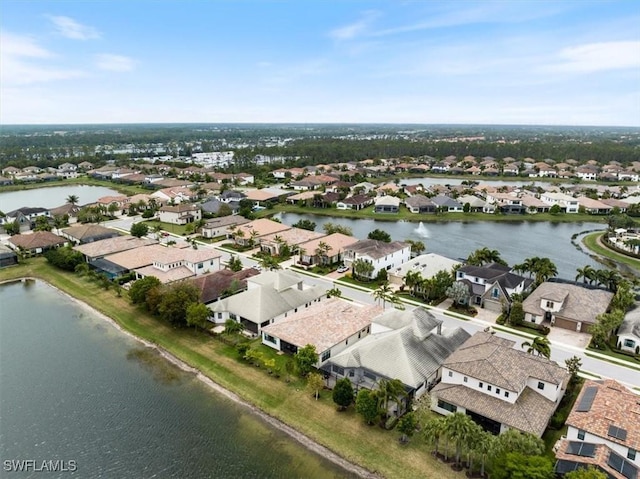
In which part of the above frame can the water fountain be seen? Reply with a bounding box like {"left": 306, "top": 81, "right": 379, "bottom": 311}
{"left": 414, "top": 222, "right": 430, "bottom": 238}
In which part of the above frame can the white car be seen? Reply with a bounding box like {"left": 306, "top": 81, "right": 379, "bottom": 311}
{"left": 336, "top": 265, "right": 349, "bottom": 273}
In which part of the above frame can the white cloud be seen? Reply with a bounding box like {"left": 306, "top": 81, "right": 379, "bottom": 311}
{"left": 95, "top": 54, "right": 136, "bottom": 72}
{"left": 547, "top": 41, "right": 640, "bottom": 73}
{"left": 0, "top": 32, "right": 86, "bottom": 86}
{"left": 329, "top": 10, "right": 380, "bottom": 41}
{"left": 48, "top": 15, "right": 100, "bottom": 40}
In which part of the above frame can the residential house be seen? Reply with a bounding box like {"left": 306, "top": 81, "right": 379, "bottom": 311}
{"left": 554, "top": 379, "right": 639, "bottom": 478}
{"left": 0, "top": 243, "right": 18, "bottom": 267}
{"left": 1, "top": 207, "right": 50, "bottom": 229}
{"left": 61, "top": 224, "right": 120, "bottom": 244}
{"left": 374, "top": 195, "right": 400, "bottom": 213}
{"left": 200, "top": 216, "right": 250, "bottom": 239}
{"left": 616, "top": 305, "right": 640, "bottom": 354}
{"left": 296, "top": 232, "right": 360, "bottom": 267}
{"left": 520, "top": 194, "right": 551, "bottom": 214}
{"left": 244, "top": 188, "right": 289, "bottom": 206}
{"left": 190, "top": 268, "right": 260, "bottom": 307}
{"left": 73, "top": 236, "right": 158, "bottom": 262}
{"left": 541, "top": 192, "right": 580, "bottom": 213}
{"left": 7, "top": 231, "right": 67, "bottom": 255}
{"left": 200, "top": 198, "right": 239, "bottom": 216}
{"left": 576, "top": 166, "right": 599, "bottom": 181}
{"left": 431, "top": 195, "right": 463, "bottom": 212}
{"left": 456, "top": 263, "right": 533, "bottom": 313}
{"left": 343, "top": 239, "right": 411, "bottom": 280}
{"left": 577, "top": 196, "right": 613, "bottom": 215}
{"left": 456, "top": 195, "right": 487, "bottom": 212}
{"left": 231, "top": 218, "right": 291, "bottom": 247}
{"left": 92, "top": 244, "right": 169, "bottom": 278}
{"left": 389, "top": 253, "right": 462, "bottom": 287}
{"left": 261, "top": 298, "right": 380, "bottom": 366}
{"left": 150, "top": 186, "right": 194, "bottom": 204}
{"left": 158, "top": 204, "right": 201, "bottom": 225}
{"left": 323, "top": 307, "right": 470, "bottom": 403}
{"left": 522, "top": 281, "right": 613, "bottom": 333}
{"left": 259, "top": 227, "right": 325, "bottom": 256}
{"left": 336, "top": 194, "right": 374, "bottom": 211}
{"left": 404, "top": 195, "right": 436, "bottom": 213}
{"left": 135, "top": 246, "right": 221, "bottom": 283}
{"left": 209, "top": 270, "right": 326, "bottom": 334}
{"left": 431, "top": 332, "right": 569, "bottom": 437}
{"left": 285, "top": 191, "right": 316, "bottom": 205}
{"left": 218, "top": 190, "right": 247, "bottom": 204}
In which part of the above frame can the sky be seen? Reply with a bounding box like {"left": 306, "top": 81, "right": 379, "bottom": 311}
{"left": 1, "top": 0, "right": 639, "bottom": 126}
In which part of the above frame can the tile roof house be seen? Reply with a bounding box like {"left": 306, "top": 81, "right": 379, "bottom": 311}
{"left": 323, "top": 307, "right": 471, "bottom": 401}
{"left": 134, "top": 246, "right": 222, "bottom": 283}
{"left": 431, "top": 195, "right": 463, "bottom": 212}
{"left": 259, "top": 227, "right": 326, "bottom": 256}
{"left": 190, "top": 268, "right": 260, "bottom": 306}
{"left": 389, "top": 253, "right": 462, "bottom": 286}
{"left": 554, "top": 379, "right": 639, "bottom": 478}
{"left": 616, "top": 305, "right": 640, "bottom": 354}
{"left": 0, "top": 243, "right": 18, "bottom": 267}
{"left": 522, "top": 281, "right": 614, "bottom": 333}
{"left": 431, "top": 332, "right": 569, "bottom": 437}
{"left": 73, "top": 236, "right": 158, "bottom": 262}
{"left": 200, "top": 216, "right": 250, "bottom": 239}
{"left": 456, "top": 263, "right": 534, "bottom": 313}
{"left": 261, "top": 298, "right": 381, "bottom": 366}
{"left": 210, "top": 270, "right": 326, "bottom": 334}
{"left": 404, "top": 194, "right": 437, "bottom": 214}
{"left": 231, "top": 218, "right": 291, "bottom": 247}
{"left": 296, "top": 232, "right": 360, "bottom": 267}
{"left": 374, "top": 195, "right": 401, "bottom": 213}
{"left": 1, "top": 207, "right": 50, "bottom": 229}
{"left": 158, "top": 203, "right": 202, "bottom": 225}
{"left": 61, "top": 224, "right": 121, "bottom": 244}
{"left": 7, "top": 231, "right": 67, "bottom": 255}
{"left": 343, "top": 239, "right": 411, "bottom": 280}
{"left": 336, "top": 194, "right": 374, "bottom": 211}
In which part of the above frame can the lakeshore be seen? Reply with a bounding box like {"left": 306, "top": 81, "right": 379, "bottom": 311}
{"left": 0, "top": 259, "right": 463, "bottom": 479}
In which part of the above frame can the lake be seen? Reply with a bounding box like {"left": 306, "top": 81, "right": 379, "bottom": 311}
{"left": 0, "top": 280, "right": 354, "bottom": 479}
{"left": 0, "top": 185, "right": 122, "bottom": 212}
{"left": 273, "top": 212, "right": 605, "bottom": 280}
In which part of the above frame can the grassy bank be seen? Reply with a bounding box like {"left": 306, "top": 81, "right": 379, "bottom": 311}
{"left": 257, "top": 204, "right": 606, "bottom": 224}
{"left": 0, "top": 177, "right": 150, "bottom": 196}
{"left": 582, "top": 232, "right": 640, "bottom": 272}
{"left": 0, "top": 259, "right": 462, "bottom": 479}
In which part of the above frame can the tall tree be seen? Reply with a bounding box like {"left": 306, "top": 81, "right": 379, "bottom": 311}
{"left": 353, "top": 258, "right": 374, "bottom": 281}
{"left": 66, "top": 194, "right": 79, "bottom": 205}
{"left": 423, "top": 417, "right": 447, "bottom": 457}
{"left": 292, "top": 219, "right": 316, "bottom": 231}
{"left": 372, "top": 281, "right": 401, "bottom": 309}
{"left": 521, "top": 336, "right": 551, "bottom": 359}
{"left": 129, "top": 276, "right": 163, "bottom": 305}
{"left": 446, "top": 281, "right": 470, "bottom": 305}
{"left": 444, "top": 412, "right": 477, "bottom": 468}
{"left": 157, "top": 282, "right": 201, "bottom": 326}
{"left": 186, "top": 302, "right": 210, "bottom": 330}
{"left": 367, "top": 229, "right": 392, "bottom": 242}
{"left": 294, "top": 344, "right": 317, "bottom": 377}
{"left": 306, "top": 373, "right": 325, "bottom": 400}
{"left": 332, "top": 378, "right": 354, "bottom": 411}
{"left": 397, "top": 412, "right": 417, "bottom": 444}
{"left": 226, "top": 254, "right": 243, "bottom": 272}
{"left": 355, "top": 389, "right": 379, "bottom": 425}
{"left": 322, "top": 222, "right": 353, "bottom": 236}
{"left": 575, "top": 265, "right": 596, "bottom": 284}
{"left": 130, "top": 222, "right": 149, "bottom": 238}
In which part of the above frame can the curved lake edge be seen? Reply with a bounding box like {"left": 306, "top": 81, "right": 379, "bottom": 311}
{"left": 0, "top": 276, "right": 380, "bottom": 479}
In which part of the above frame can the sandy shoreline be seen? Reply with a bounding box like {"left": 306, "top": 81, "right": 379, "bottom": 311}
{"left": 5, "top": 277, "right": 381, "bottom": 479}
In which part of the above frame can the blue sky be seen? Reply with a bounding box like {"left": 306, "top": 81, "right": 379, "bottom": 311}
{"left": 2, "top": 1, "right": 639, "bottom": 126}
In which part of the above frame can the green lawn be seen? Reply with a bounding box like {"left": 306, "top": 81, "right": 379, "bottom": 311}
{"left": 142, "top": 220, "right": 189, "bottom": 235}
{"left": 582, "top": 232, "right": 640, "bottom": 272}
{"left": 0, "top": 259, "right": 464, "bottom": 479}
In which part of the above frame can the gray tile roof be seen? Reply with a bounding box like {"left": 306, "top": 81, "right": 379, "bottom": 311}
{"left": 442, "top": 332, "right": 568, "bottom": 392}
{"left": 618, "top": 305, "right": 640, "bottom": 338}
{"left": 328, "top": 308, "right": 470, "bottom": 390}
{"left": 346, "top": 239, "right": 409, "bottom": 260}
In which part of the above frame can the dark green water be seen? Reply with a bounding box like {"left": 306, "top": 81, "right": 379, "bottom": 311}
{"left": 0, "top": 280, "right": 354, "bottom": 478}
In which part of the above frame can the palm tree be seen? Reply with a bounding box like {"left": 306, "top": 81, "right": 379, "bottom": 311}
{"left": 596, "top": 269, "right": 621, "bottom": 292}
{"left": 533, "top": 257, "right": 558, "bottom": 285}
{"left": 474, "top": 429, "right": 496, "bottom": 478}
{"left": 376, "top": 378, "right": 406, "bottom": 418}
{"left": 224, "top": 319, "right": 244, "bottom": 335}
{"left": 353, "top": 258, "right": 374, "bottom": 281}
{"left": 521, "top": 336, "right": 551, "bottom": 358}
{"left": 444, "top": 412, "right": 476, "bottom": 468}
{"left": 372, "top": 281, "right": 400, "bottom": 309}
{"left": 403, "top": 270, "right": 423, "bottom": 296}
{"left": 66, "top": 194, "right": 79, "bottom": 205}
{"left": 575, "top": 265, "right": 596, "bottom": 284}
{"left": 423, "top": 417, "right": 446, "bottom": 457}
{"left": 314, "top": 241, "right": 331, "bottom": 265}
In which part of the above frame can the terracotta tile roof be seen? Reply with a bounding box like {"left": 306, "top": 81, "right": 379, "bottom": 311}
{"left": 260, "top": 227, "right": 326, "bottom": 247}
{"left": 135, "top": 265, "right": 194, "bottom": 283}
{"left": 261, "top": 298, "right": 379, "bottom": 353}
{"left": 346, "top": 239, "right": 410, "bottom": 260}
{"left": 554, "top": 439, "right": 630, "bottom": 479}
{"left": 189, "top": 268, "right": 260, "bottom": 303}
{"left": 566, "top": 379, "right": 640, "bottom": 451}
{"left": 236, "top": 218, "right": 291, "bottom": 238}
{"left": 74, "top": 236, "right": 157, "bottom": 259}
{"left": 298, "top": 233, "right": 359, "bottom": 257}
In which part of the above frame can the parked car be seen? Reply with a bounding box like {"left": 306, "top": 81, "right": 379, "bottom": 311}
{"left": 336, "top": 265, "right": 349, "bottom": 273}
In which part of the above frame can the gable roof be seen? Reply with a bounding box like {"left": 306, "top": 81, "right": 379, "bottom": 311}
{"left": 189, "top": 268, "right": 260, "bottom": 304}
{"left": 328, "top": 307, "right": 470, "bottom": 390}
{"left": 298, "top": 232, "right": 360, "bottom": 257}
{"left": 261, "top": 298, "right": 380, "bottom": 353}
{"left": 62, "top": 224, "right": 120, "bottom": 242}
{"left": 74, "top": 236, "right": 157, "bottom": 259}
{"left": 523, "top": 282, "right": 613, "bottom": 325}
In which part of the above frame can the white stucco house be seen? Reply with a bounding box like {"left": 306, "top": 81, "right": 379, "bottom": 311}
{"left": 617, "top": 306, "right": 640, "bottom": 354}
{"left": 343, "top": 239, "right": 411, "bottom": 280}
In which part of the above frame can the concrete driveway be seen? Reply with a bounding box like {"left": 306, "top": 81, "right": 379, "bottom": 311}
{"left": 547, "top": 327, "right": 592, "bottom": 349}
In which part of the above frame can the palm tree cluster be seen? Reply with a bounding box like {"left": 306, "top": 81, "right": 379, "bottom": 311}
{"left": 512, "top": 256, "right": 558, "bottom": 285}
{"left": 521, "top": 336, "right": 552, "bottom": 359}
{"left": 372, "top": 281, "right": 403, "bottom": 309}
{"left": 402, "top": 269, "right": 454, "bottom": 303}
{"left": 466, "top": 247, "right": 507, "bottom": 266}
{"left": 575, "top": 265, "right": 622, "bottom": 292}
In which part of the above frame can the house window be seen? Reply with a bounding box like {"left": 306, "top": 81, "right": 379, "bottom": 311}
{"left": 363, "top": 371, "right": 376, "bottom": 381}
{"left": 577, "top": 430, "right": 585, "bottom": 440}
{"left": 479, "top": 382, "right": 483, "bottom": 389}
{"left": 463, "top": 376, "right": 468, "bottom": 383}
{"left": 487, "top": 385, "right": 492, "bottom": 392}
{"left": 217, "top": 313, "right": 222, "bottom": 319}
{"left": 492, "top": 288, "right": 499, "bottom": 298}
{"left": 437, "top": 399, "right": 457, "bottom": 413}
{"left": 448, "top": 371, "right": 453, "bottom": 377}
{"left": 504, "top": 391, "right": 509, "bottom": 398}
{"left": 530, "top": 315, "right": 537, "bottom": 323}
{"left": 496, "top": 388, "right": 501, "bottom": 395}
{"left": 348, "top": 370, "right": 355, "bottom": 378}
{"left": 546, "top": 301, "right": 553, "bottom": 308}
{"left": 263, "top": 334, "right": 277, "bottom": 344}
{"left": 229, "top": 313, "right": 237, "bottom": 320}
{"left": 537, "top": 382, "right": 545, "bottom": 390}
{"left": 628, "top": 449, "right": 637, "bottom": 461}
{"left": 332, "top": 365, "right": 345, "bottom": 376}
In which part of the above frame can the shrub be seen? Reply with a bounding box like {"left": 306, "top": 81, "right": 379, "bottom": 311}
{"left": 385, "top": 416, "right": 399, "bottom": 430}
